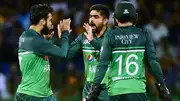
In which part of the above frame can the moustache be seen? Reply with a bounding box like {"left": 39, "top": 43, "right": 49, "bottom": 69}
{"left": 89, "top": 22, "right": 95, "bottom": 26}
{"left": 50, "top": 25, "right": 54, "bottom": 31}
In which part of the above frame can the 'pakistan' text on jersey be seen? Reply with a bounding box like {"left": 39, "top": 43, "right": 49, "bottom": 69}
{"left": 17, "top": 29, "right": 69, "bottom": 97}
{"left": 94, "top": 26, "right": 161, "bottom": 96}
{"left": 67, "top": 28, "right": 111, "bottom": 84}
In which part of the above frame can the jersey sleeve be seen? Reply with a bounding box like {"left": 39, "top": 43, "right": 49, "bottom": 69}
{"left": 66, "top": 34, "right": 82, "bottom": 59}
{"left": 89, "top": 38, "right": 103, "bottom": 50}
{"left": 49, "top": 34, "right": 57, "bottom": 44}
{"left": 32, "top": 30, "right": 69, "bottom": 58}
{"left": 144, "top": 30, "right": 164, "bottom": 84}
{"left": 94, "top": 32, "right": 114, "bottom": 84}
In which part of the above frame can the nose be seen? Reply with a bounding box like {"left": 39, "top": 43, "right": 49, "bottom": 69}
{"left": 89, "top": 17, "right": 94, "bottom": 23}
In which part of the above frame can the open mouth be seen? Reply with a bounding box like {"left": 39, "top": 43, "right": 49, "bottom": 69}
{"left": 91, "top": 26, "right": 96, "bottom": 29}
{"left": 89, "top": 23, "right": 96, "bottom": 29}
{"left": 89, "top": 22, "right": 95, "bottom": 26}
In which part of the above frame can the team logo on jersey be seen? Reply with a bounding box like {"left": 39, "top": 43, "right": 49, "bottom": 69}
{"left": 87, "top": 54, "right": 93, "bottom": 62}
{"left": 44, "top": 64, "right": 50, "bottom": 72}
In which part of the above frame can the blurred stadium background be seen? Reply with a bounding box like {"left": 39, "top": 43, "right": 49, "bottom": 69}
{"left": 0, "top": 0, "right": 180, "bottom": 101}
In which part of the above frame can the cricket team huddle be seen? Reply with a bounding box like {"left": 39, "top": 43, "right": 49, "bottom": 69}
{"left": 15, "top": 1, "right": 172, "bottom": 101}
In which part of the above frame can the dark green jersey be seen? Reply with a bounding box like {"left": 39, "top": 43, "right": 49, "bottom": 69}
{"left": 17, "top": 29, "right": 69, "bottom": 97}
{"left": 67, "top": 27, "right": 111, "bottom": 84}
{"left": 94, "top": 26, "right": 164, "bottom": 96}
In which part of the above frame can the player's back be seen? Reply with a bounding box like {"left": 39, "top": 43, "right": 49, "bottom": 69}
{"left": 17, "top": 29, "right": 53, "bottom": 97}
{"left": 108, "top": 26, "right": 148, "bottom": 96}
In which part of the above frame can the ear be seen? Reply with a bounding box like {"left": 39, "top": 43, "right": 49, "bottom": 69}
{"left": 39, "top": 19, "right": 46, "bottom": 26}
{"left": 103, "top": 18, "right": 108, "bottom": 25}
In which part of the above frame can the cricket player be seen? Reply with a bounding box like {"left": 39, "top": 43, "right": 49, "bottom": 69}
{"left": 67, "top": 4, "right": 110, "bottom": 101}
{"left": 85, "top": 1, "right": 172, "bottom": 101}
{"left": 16, "top": 4, "right": 71, "bottom": 101}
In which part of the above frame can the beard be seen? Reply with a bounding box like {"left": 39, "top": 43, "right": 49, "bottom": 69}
{"left": 89, "top": 22, "right": 103, "bottom": 34}
{"left": 41, "top": 24, "right": 50, "bottom": 35}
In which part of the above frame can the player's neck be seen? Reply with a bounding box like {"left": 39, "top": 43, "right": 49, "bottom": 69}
{"left": 29, "top": 25, "right": 42, "bottom": 35}
{"left": 118, "top": 22, "right": 133, "bottom": 27}
{"left": 95, "top": 26, "right": 107, "bottom": 38}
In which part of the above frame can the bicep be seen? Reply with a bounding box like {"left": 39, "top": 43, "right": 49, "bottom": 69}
{"left": 145, "top": 31, "right": 157, "bottom": 60}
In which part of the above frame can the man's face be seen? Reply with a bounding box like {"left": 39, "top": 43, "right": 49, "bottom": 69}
{"left": 89, "top": 10, "right": 107, "bottom": 34}
{"left": 41, "top": 13, "right": 54, "bottom": 35}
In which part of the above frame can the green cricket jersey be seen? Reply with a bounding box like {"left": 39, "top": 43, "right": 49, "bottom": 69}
{"left": 17, "top": 29, "right": 69, "bottom": 97}
{"left": 67, "top": 27, "right": 111, "bottom": 84}
{"left": 94, "top": 26, "right": 164, "bottom": 96}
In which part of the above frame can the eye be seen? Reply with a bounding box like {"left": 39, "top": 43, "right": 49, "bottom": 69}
{"left": 94, "top": 15, "right": 99, "bottom": 19}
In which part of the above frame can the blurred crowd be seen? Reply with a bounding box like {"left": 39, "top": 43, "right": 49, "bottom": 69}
{"left": 0, "top": 0, "right": 180, "bottom": 101}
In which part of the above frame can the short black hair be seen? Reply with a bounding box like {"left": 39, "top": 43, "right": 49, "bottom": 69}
{"left": 30, "top": 4, "right": 53, "bottom": 25}
{"left": 117, "top": 16, "right": 137, "bottom": 23}
{"left": 90, "top": 4, "right": 110, "bottom": 19}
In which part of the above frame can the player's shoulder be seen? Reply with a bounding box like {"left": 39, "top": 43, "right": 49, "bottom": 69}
{"left": 20, "top": 29, "right": 37, "bottom": 37}
{"left": 76, "top": 32, "right": 86, "bottom": 40}
{"left": 24, "top": 29, "right": 45, "bottom": 43}
{"left": 107, "top": 27, "right": 123, "bottom": 38}
{"left": 20, "top": 31, "right": 26, "bottom": 37}
{"left": 103, "top": 29, "right": 116, "bottom": 41}
{"left": 139, "top": 27, "right": 151, "bottom": 37}
{"left": 131, "top": 26, "right": 144, "bottom": 32}
{"left": 132, "top": 26, "right": 150, "bottom": 36}
{"left": 19, "top": 30, "right": 30, "bottom": 39}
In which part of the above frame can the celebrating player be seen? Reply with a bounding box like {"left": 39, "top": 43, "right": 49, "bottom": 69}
{"left": 67, "top": 4, "right": 110, "bottom": 101}
{"left": 16, "top": 4, "right": 71, "bottom": 101}
{"left": 85, "top": 1, "right": 172, "bottom": 101}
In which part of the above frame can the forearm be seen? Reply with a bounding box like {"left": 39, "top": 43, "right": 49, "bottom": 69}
{"left": 66, "top": 49, "right": 78, "bottom": 60}
{"left": 90, "top": 39, "right": 102, "bottom": 50}
{"left": 49, "top": 34, "right": 57, "bottom": 44}
{"left": 32, "top": 31, "right": 69, "bottom": 58}
{"left": 94, "top": 35, "right": 112, "bottom": 84}
{"left": 57, "top": 30, "right": 69, "bottom": 57}
{"left": 149, "top": 60, "right": 164, "bottom": 84}
{"left": 94, "top": 61, "right": 109, "bottom": 84}
{"left": 66, "top": 35, "right": 82, "bottom": 60}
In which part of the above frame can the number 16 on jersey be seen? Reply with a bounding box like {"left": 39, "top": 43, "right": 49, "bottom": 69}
{"left": 111, "top": 49, "right": 145, "bottom": 80}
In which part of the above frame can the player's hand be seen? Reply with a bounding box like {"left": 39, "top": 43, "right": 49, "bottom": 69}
{"left": 83, "top": 23, "right": 94, "bottom": 41}
{"left": 57, "top": 19, "right": 72, "bottom": 39}
{"left": 155, "top": 82, "right": 172, "bottom": 101}
{"left": 82, "top": 98, "right": 86, "bottom": 101}
{"left": 61, "top": 18, "right": 72, "bottom": 32}
{"left": 85, "top": 83, "right": 102, "bottom": 101}
{"left": 57, "top": 22, "right": 62, "bottom": 39}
